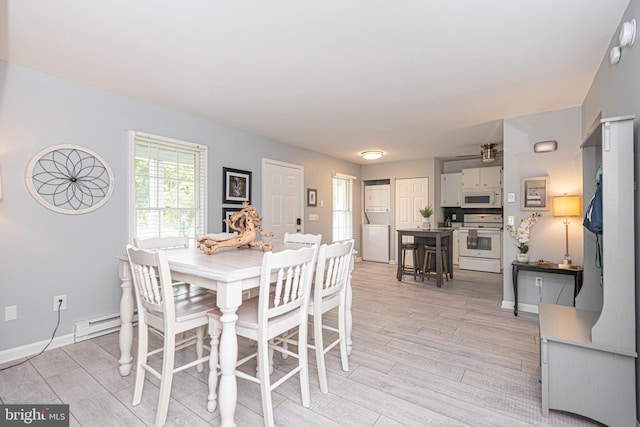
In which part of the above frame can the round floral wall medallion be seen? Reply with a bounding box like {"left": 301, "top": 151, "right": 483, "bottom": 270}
{"left": 25, "top": 144, "right": 114, "bottom": 214}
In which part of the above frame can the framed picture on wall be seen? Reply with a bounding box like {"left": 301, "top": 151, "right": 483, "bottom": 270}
{"left": 222, "top": 207, "right": 244, "bottom": 233}
{"left": 521, "top": 176, "right": 550, "bottom": 211}
{"left": 223, "top": 167, "right": 251, "bottom": 204}
{"left": 307, "top": 188, "right": 317, "bottom": 207}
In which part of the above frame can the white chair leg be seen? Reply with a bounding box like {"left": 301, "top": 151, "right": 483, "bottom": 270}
{"left": 313, "top": 314, "right": 328, "bottom": 394}
{"left": 298, "top": 324, "right": 311, "bottom": 408}
{"left": 280, "top": 332, "right": 289, "bottom": 359}
{"left": 196, "top": 325, "right": 205, "bottom": 373}
{"left": 156, "top": 333, "right": 176, "bottom": 427}
{"left": 258, "top": 339, "right": 274, "bottom": 427}
{"left": 338, "top": 305, "right": 349, "bottom": 372}
{"left": 132, "top": 324, "right": 149, "bottom": 406}
{"left": 207, "top": 320, "right": 221, "bottom": 413}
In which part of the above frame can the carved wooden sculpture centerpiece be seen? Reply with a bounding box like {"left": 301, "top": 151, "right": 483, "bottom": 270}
{"left": 197, "top": 202, "right": 274, "bottom": 254}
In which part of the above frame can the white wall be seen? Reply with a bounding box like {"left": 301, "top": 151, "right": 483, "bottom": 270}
{"left": 0, "top": 61, "right": 360, "bottom": 351}
{"left": 502, "top": 107, "right": 584, "bottom": 311}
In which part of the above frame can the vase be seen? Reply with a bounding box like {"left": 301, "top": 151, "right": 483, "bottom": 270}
{"left": 422, "top": 219, "right": 431, "bottom": 230}
{"left": 516, "top": 253, "right": 530, "bottom": 263}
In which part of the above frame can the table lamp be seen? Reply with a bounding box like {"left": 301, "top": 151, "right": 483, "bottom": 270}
{"left": 552, "top": 194, "right": 581, "bottom": 267}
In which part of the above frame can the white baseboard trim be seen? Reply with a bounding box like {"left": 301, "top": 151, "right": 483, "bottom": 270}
{"left": 0, "top": 333, "right": 74, "bottom": 365}
{"left": 501, "top": 300, "right": 539, "bottom": 314}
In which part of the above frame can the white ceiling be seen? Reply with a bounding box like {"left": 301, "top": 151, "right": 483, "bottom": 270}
{"left": 0, "top": 1, "right": 630, "bottom": 164}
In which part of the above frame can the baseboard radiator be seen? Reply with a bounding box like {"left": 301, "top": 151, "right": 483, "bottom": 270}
{"left": 74, "top": 312, "right": 138, "bottom": 343}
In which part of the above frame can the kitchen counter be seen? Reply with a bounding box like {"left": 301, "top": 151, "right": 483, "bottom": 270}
{"left": 396, "top": 228, "right": 454, "bottom": 287}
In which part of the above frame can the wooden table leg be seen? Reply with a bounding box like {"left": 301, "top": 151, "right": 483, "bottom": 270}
{"left": 435, "top": 235, "right": 442, "bottom": 287}
{"left": 512, "top": 263, "right": 519, "bottom": 316}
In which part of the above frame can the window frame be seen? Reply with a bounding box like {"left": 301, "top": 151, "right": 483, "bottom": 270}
{"left": 332, "top": 173, "right": 355, "bottom": 242}
{"left": 128, "top": 131, "right": 207, "bottom": 242}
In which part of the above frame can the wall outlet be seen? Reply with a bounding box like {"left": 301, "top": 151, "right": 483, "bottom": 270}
{"left": 5, "top": 305, "right": 17, "bottom": 321}
{"left": 54, "top": 295, "right": 67, "bottom": 311}
{"left": 535, "top": 277, "right": 543, "bottom": 288}
{"left": 507, "top": 216, "right": 515, "bottom": 226}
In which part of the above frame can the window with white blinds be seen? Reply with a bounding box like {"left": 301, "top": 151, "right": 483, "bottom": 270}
{"left": 332, "top": 174, "right": 354, "bottom": 242}
{"left": 130, "top": 131, "right": 207, "bottom": 240}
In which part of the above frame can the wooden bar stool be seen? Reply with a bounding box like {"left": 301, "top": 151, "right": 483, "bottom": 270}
{"left": 400, "top": 243, "right": 420, "bottom": 280}
{"left": 421, "top": 245, "right": 449, "bottom": 283}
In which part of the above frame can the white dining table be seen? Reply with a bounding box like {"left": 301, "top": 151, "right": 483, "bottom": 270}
{"left": 116, "top": 242, "right": 354, "bottom": 427}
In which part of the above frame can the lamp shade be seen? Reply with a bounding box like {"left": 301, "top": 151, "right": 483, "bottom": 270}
{"left": 553, "top": 195, "right": 581, "bottom": 217}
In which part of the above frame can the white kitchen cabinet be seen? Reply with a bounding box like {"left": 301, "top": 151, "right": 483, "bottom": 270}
{"left": 460, "top": 166, "right": 502, "bottom": 189}
{"left": 440, "top": 173, "right": 461, "bottom": 207}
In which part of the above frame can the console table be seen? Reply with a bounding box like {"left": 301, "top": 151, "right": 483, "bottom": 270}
{"left": 511, "top": 261, "right": 583, "bottom": 316}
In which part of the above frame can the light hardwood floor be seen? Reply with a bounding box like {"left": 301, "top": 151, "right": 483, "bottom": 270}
{"left": 0, "top": 262, "right": 602, "bottom": 426}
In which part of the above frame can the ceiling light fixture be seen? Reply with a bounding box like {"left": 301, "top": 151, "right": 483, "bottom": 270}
{"left": 361, "top": 151, "right": 383, "bottom": 160}
{"left": 480, "top": 143, "right": 497, "bottom": 162}
{"left": 534, "top": 140, "right": 558, "bottom": 153}
{"left": 619, "top": 18, "right": 636, "bottom": 47}
{"left": 610, "top": 19, "right": 636, "bottom": 65}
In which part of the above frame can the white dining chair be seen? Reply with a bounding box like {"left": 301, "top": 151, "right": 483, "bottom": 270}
{"left": 133, "top": 236, "right": 206, "bottom": 296}
{"left": 126, "top": 245, "right": 217, "bottom": 427}
{"left": 278, "top": 239, "right": 354, "bottom": 393}
{"left": 207, "top": 245, "right": 318, "bottom": 427}
{"left": 283, "top": 232, "right": 322, "bottom": 246}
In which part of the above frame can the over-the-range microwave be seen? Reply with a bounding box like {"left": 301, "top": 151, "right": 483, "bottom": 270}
{"left": 461, "top": 188, "right": 502, "bottom": 208}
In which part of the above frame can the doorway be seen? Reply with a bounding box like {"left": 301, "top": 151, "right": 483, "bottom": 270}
{"left": 261, "top": 159, "right": 304, "bottom": 241}
{"left": 394, "top": 177, "right": 428, "bottom": 265}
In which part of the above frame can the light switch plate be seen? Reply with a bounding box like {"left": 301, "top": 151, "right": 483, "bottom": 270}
{"left": 5, "top": 305, "right": 17, "bottom": 321}
{"left": 507, "top": 192, "right": 516, "bottom": 203}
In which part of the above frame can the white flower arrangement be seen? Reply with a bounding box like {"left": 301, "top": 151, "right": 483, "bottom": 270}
{"left": 506, "top": 212, "right": 541, "bottom": 254}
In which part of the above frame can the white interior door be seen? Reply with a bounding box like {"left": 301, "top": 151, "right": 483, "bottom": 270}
{"left": 394, "top": 177, "right": 428, "bottom": 264}
{"left": 262, "top": 159, "right": 303, "bottom": 242}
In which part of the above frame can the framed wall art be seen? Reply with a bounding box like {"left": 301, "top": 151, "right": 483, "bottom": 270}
{"left": 222, "top": 207, "right": 243, "bottom": 233}
{"left": 307, "top": 188, "right": 317, "bottom": 207}
{"left": 223, "top": 167, "right": 251, "bottom": 204}
{"left": 25, "top": 144, "right": 114, "bottom": 215}
{"left": 521, "top": 176, "right": 550, "bottom": 211}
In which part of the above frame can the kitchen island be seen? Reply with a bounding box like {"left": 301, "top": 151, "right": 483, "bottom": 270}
{"left": 396, "top": 228, "right": 454, "bottom": 287}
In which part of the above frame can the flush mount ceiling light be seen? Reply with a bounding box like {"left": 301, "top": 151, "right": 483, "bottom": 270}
{"left": 610, "top": 19, "right": 636, "bottom": 65}
{"left": 480, "top": 143, "right": 497, "bottom": 162}
{"left": 534, "top": 140, "right": 558, "bottom": 153}
{"left": 361, "top": 151, "right": 383, "bottom": 160}
{"left": 619, "top": 19, "right": 636, "bottom": 48}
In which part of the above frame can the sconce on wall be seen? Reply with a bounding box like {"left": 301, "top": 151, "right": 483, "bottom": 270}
{"left": 534, "top": 140, "right": 558, "bottom": 153}
{"left": 610, "top": 18, "right": 636, "bottom": 65}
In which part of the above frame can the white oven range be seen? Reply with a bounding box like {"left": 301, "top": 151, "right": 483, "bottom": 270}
{"left": 458, "top": 213, "right": 503, "bottom": 273}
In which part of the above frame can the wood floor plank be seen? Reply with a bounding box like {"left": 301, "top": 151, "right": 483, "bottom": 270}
{"left": 0, "top": 261, "right": 603, "bottom": 426}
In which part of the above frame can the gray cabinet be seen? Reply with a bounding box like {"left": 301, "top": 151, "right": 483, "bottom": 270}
{"left": 440, "top": 173, "right": 461, "bottom": 207}
{"left": 538, "top": 116, "right": 636, "bottom": 426}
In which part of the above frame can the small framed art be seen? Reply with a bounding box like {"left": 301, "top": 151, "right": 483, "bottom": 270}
{"left": 222, "top": 207, "right": 243, "bottom": 233}
{"left": 521, "top": 176, "right": 550, "bottom": 211}
{"left": 223, "top": 167, "right": 251, "bottom": 204}
{"left": 307, "top": 188, "right": 317, "bottom": 207}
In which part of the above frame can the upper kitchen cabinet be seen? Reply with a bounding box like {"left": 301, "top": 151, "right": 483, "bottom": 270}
{"left": 461, "top": 166, "right": 502, "bottom": 190}
{"left": 440, "top": 172, "right": 461, "bottom": 207}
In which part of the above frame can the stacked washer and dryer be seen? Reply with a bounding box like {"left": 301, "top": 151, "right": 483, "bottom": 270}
{"left": 362, "top": 183, "right": 390, "bottom": 263}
